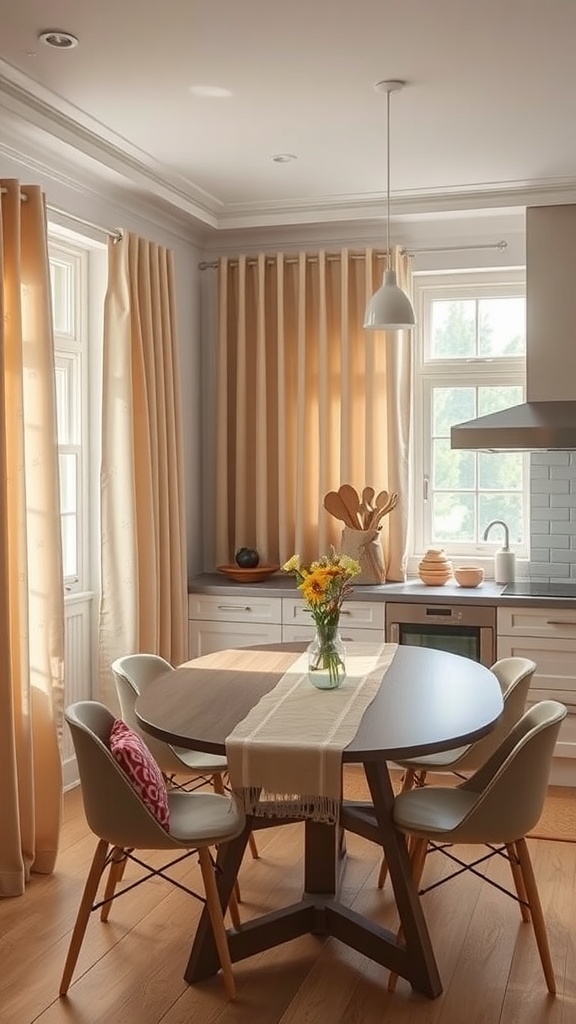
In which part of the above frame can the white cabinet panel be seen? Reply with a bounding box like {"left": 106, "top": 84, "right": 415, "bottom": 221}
{"left": 282, "top": 624, "right": 383, "bottom": 644}
{"left": 498, "top": 604, "right": 576, "bottom": 762}
{"left": 282, "top": 598, "right": 385, "bottom": 632}
{"left": 188, "top": 593, "right": 282, "bottom": 624}
{"left": 498, "top": 607, "right": 576, "bottom": 639}
{"left": 188, "top": 619, "right": 282, "bottom": 658}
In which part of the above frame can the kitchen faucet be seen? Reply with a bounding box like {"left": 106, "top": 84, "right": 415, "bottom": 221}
{"left": 483, "top": 520, "right": 515, "bottom": 583}
{"left": 483, "top": 520, "right": 510, "bottom": 549}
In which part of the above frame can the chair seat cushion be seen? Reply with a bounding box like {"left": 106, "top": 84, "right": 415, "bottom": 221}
{"left": 109, "top": 719, "right": 170, "bottom": 830}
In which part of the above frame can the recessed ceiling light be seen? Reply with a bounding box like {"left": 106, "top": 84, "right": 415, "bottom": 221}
{"left": 272, "top": 154, "right": 298, "bottom": 163}
{"left": 38, "top": 30, "right": 79, "bottom": 49}
{"left": 189, "top": 85, "right": 232, "bottom": 98}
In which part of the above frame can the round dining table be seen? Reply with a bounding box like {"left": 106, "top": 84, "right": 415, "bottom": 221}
{"left": 136, "top": 642, "right": 503, "bottom": 999}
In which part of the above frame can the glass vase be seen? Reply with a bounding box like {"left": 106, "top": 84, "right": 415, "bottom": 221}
{"left": 307, "top": 623, "right": 346, "bottom": 689}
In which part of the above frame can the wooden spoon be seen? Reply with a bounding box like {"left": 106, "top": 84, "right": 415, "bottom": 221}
{"left": 323, "top": 490, "right": 358, "bottom": 529}
{"left": 373, "top": 493, "right": 399, "bottom": 526}
{"left": 338, "top": 484, "right": 363, "bottom": 530}
{"left": 360, "top": 486, "right": 376, "bottom": 529}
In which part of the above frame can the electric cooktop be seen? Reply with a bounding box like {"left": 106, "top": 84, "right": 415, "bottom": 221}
{"left": 501, "top": 581, "right": 576, "bottom": 599}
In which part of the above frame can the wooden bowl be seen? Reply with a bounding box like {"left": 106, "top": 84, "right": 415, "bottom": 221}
{"left": 217, "top": 564, "right": 280, "bottom": 583}
{"left": 454, "top": 566, "right": 484, "bottom": 588}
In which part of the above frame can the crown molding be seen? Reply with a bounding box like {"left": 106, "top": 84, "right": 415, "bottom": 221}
{"left": 3, "top": 59, "right": 576, "bottom": 234}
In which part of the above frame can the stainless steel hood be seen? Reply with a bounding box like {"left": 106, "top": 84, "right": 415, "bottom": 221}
{"left": 451, "top": 204, "right": 576, "bottom": 452}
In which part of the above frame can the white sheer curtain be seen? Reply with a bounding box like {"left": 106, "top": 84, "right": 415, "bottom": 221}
{"left": 215, "top": 246, "right": 413, "bottom": 580}
{"left": 99, "top": 232, "right": 188, "bottom": 709}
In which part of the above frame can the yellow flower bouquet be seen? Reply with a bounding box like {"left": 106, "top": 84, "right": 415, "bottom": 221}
{"left": 283, "top": 549, "right": 361, "bottom": 688}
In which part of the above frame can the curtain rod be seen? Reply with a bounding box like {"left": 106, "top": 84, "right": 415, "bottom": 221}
{"left": 0, "top": 186, "right": 123, "bottom": 242}
{"left": 198, "top": 240, "right": 507, "bottom": 270}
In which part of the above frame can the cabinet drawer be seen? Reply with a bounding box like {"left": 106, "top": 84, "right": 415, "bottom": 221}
{"left": 188, "top": 593, "right": 282, "bottom": 624}
{"left": 282, "top": 598, "right": 385, "bottom": 631}
{"left": 498, "top": 606, "right": 576, "bottom": 640}
{"left": 282, "top": 624, "right": 384, "bottom": 644}
{"left": 497, "top": 634, "right": 576, "bottom": 709}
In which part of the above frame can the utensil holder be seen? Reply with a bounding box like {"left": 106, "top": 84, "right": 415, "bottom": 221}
{"left": 340, "top": 527, "right": 386, "bottom": 584}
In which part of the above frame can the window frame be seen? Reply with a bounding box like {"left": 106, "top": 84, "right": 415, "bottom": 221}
{"left": 412, "top": 268, "right": 529, "bottom": 565}
{"left": 49, "top": 239, "right": 90, "bottom": 594}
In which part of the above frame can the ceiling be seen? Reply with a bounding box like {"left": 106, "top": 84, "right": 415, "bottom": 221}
{"left": 2, "top": 0, "right": 576, "bottom": 236}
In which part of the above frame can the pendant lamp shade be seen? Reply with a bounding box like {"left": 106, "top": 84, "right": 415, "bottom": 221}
{"left": 364, "top": 268, "right": 415, "bottom": 330}
{"left": 364, "top": 80, "right": 415, "bottom": 332}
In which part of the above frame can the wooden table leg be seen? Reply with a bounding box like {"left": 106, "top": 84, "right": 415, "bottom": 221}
{"left": 362, "top": 760, "right": 442, "bottom": 997}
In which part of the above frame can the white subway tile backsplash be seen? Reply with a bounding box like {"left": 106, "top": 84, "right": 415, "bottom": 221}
{"left": 530, "top": 453, "right": 576, "bottom": 582}
{"left": 531, "top": 506, "right": 570, "bottom": 520}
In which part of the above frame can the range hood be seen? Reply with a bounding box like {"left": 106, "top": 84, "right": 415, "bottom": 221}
{"left": 451, "top": 204, "right": 576, "bottom": 451}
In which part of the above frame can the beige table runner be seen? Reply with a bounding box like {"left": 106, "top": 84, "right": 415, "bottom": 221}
{"left": 225, "top": 642, "right": 397, "bottom": 823}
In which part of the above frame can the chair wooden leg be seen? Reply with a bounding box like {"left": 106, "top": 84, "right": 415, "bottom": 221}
{"left": 388, "top": 837, "right": 429, "bottom": 993}
{"left": 198, "top": 847, "right": 236, "bottom": 1000}
{"left": 515, "top": 838, "right": 556, "bottom": 996}
{"left": 100, "top": 847, "right": 127, "bottom": 922}
{"left": 60, "top": 838, "right": 109, "bottom": 996}
{"left": 505, "top": 842, "right": 531, "bottom": 923}
{"left": 378, "top": 771, "right": 422, "bottom": 889}
{"left": 227, "top": 880, "right": 241, "bottom": 929}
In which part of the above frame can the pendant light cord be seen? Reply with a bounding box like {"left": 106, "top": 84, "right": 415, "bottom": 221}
{"left": 386, "top": 86, "right": 391, "bottom": 270}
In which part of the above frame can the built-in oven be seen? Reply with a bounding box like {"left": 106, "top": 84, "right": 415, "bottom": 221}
{"left": 385, "top": 602, "right": 496, "bottom": 667}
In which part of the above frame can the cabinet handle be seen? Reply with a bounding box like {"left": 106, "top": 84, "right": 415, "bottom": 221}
{"left": 546, "top": 619, "right": 576, "bottom": 626}
{"left": 217, "top": 604, "right": 252, "bottom": 612}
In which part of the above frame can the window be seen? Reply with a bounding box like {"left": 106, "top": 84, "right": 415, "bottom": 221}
{"left": 49, "top": 242, "right": 88, "bottom": 592}
{"left": 413, "top": 270, "right": 529, "bottom": 561}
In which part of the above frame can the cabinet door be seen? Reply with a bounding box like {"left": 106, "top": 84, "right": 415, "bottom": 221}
{"left": 497, "top": 634, "right": 576, "bottom": 709}
{"left": 282, "top": 624, "right": 384, "bottom": 644}
{"left": 188, "top": 619, "right": 282, "bottom": 659}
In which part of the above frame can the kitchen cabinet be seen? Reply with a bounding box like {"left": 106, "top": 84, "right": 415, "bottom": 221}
{"left": 281, "top": 597, "right": 386, "bottom": 643}
{"left": 497, "top": 605, "right": 576, "bottom": 765}
{"left": 188, "top": 593, "right": 282, "bottom": 657}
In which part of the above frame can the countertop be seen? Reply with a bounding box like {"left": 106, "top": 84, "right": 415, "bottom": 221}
{"left": 188, "top": 574, "right": 576, "bottom": 609}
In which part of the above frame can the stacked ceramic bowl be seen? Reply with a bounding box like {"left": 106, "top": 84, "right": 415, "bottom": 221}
{"left": 418, "top": 548, "right": 453, "bottom": 586}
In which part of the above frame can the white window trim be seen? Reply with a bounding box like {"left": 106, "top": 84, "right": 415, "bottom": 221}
{"left": 411, "top": 268, "right": 529, "bottom": 572}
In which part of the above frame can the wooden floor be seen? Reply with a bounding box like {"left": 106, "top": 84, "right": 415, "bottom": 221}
{"left": 1, "top": 770, "right": 576, "bottom": 1024}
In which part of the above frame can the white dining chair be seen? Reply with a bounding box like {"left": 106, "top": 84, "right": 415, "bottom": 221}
{"left": 61, "top": 701, "right": 246, "bottom": 1000}
{"left": 378, "top": 656, "right": 536, "bottom": 888}
{"left": 112, "top": 653, "right": 259, "bottom": 860}
{"left": 387, "top": 699, "right": 566, "bottom": 995}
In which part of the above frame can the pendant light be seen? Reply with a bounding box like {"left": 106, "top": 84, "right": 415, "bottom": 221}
{"left": 364, "top": 80, "right": 415, "bottom": 332}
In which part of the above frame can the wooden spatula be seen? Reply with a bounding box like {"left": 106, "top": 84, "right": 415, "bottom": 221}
{"left": 338, "top": 484, "right": 363, "bottom": 530}
{"left": 323, "top": 490, "right": 358, "bottom": 529}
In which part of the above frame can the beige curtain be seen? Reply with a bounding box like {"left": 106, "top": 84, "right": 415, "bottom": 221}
{"left": 99, "top": 233, "right": 188, "bottom": 708}
{"left": 0, "top": 180, "right": 65, "bottom": 897}
{"left": 215, "top": 246, "right": 412, "bottom": 580}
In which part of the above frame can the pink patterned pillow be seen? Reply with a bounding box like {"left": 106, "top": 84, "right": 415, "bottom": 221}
{"left": 109, "top": 719, "right": 170, "bottom": 831}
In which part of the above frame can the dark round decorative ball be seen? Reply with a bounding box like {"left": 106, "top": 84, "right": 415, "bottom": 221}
{"left": 235, "top": 547, "right": 260, "bottom": 569}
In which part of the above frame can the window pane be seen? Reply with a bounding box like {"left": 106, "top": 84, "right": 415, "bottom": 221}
{"left": 478, "top": 298, "right": 525, "bottom": 357}
{"left": 478, "top": 451, "right": 523, "bottom": 491}
{"left": 54, "top": 364, "right": 70, "bottom": 444}
{"left": 431, "top": 300, "right": 476, "bottom": 358}
{"left": 433, "top": 492, "right": 475, "bottom": 542}
{"left": 479, "top": 494, "right": 524, "bottom": 544}
{"left": 59, "top": 453, "right": 77, "bottom": 514}
{"left": 478, "top": 385, "right": 523, "bottom": 416}
{"left": 61, "top": 514, "right": 77, "bottom": 579}
{"left": 50, "top": 259, "right": 74, "bottom": 336}
{"left": 433, "top": 387, "right": 476, "bottom": 435}
{"left": 433, "top": 439, "right": 475, "bottom": 490}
